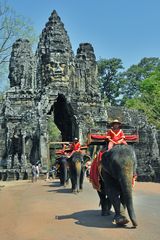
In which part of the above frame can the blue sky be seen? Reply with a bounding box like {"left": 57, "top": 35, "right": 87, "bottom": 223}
{"left": 5, "top": 0, "right": 160, "bottom": 68}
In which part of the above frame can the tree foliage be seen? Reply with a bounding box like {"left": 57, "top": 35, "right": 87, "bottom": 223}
{"left": 0, "top": 0, "right": 36, "bottom": 90}
{"left": 47, "top": 117, "right": 61, "bottom": 142}
{"left": 47, "top": 117, "right": 62, "bottom": 168}
{"left": 125, "top": 67, "right": 160, "bottom": 128}
{"left": 97, "top": 56, "right": 160, "bottom": 128}
{"left": 97, "top": 57, "right": 124, "bottom": 105}
{"left": 120, "top": 57, "right": 160, "bottom": 104}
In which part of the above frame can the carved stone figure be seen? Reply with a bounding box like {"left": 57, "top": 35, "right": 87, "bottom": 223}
{"left": 10, "top": 128, "right": 23, "bottom": 169}
{"left": 8, "top": 39, "right": 35, "bottom": 89}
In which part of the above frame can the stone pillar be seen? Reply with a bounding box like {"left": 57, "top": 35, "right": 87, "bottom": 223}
{"left": 22, "top": 131, "right": 27, "bottom": 167}
{"left": 39, "top": 116, "right": 49, "bottom": 171}
{"left": 79, "top": 124, "right": 83, "bottom": 144}
{"left": 39, "top": 133, "right": 49, "bottom": 171}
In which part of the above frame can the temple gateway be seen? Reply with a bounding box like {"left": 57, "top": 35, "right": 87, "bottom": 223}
{"left": 0, "top": 10, "right": 160, "bottom": 181}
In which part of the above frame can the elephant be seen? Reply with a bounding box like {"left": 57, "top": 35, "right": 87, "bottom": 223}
{"left": 55, "top": 156, "right": 69, "bottom": 187}
{"left": 67, "top": 151, "right": 85, "bottom": 193}
{"left": 100, "top": 144, "right": 138, "bottom": 227}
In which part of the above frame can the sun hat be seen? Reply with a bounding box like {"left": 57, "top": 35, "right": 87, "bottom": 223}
{"left": 110, "top": 119, "right": 122, "bottom": 125}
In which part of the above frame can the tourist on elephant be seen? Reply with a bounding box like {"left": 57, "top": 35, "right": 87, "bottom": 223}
{"left": 106, "top": 119, "right": 127, "bottom": 151}
{"left": 68, "top": 137, "right": 81, "bottom": 157}
{"left": 90, "top": 119, "right": 137, "bottom": 192}
{"left": 58, "top": 144, "right": 68, "bottom": 156}
{"left": 106, "top": 119, "right": 137, "bottom": 185}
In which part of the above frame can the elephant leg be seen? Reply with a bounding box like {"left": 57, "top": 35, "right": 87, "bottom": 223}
{"left": 70, "top": 174, "right": 75, "bottom": 192}
{"left": 59, "top": 159, "right": 68, "bottom": 186}
{"left": 71, "top": 179, "right": 76, "bottom": 192}
{"left": 63, "top": 163, "right": 68, "bottom": 187}
{"left": 98, "top": 179, "right": 112, "bottom": 216}
{"left": 109, "top": 190, "right": 129, "bottom": 226}
{"left": 102, "top": 172, "right": 129, "bottom": 225}
{"left": 66, "top": 169, "right": 70, "bottom": 185}
{"left": 71, "top": 167, "right": 78, "bottom": 192}
{"left": 108, "top": 189, "right": 120, "bottom": 216}
{"left": 97, "top": 191, "right": 111, "bottom": 216}
{"left": 79, "top": 168, "right": 85, "bottom": 191}
{"left": 102, "top": 171, "right": 120, "bottom": 215}
{"left": 59, "top": 164, "right": 64, "bottom": 185}
{"left": 70, "top": 168, "right": 77, "bottom": 192}
{"left": 120, "top": 193, "right": 127, "bottom": 216}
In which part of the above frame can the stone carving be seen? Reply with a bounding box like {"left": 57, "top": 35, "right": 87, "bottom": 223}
{"left": 10, "top": 128, "right": 23, "bottom": 169}
{"left": 36, "top": 10, "right": 74, "bottom": 87}
{"left": 8, "top": 39, "right": 35, "bottom": 89}
{"left": 4, "top": 97, "right": 15, "bottom": 117}
{"left": 75, "top": 43, "right": 99, "bottom": 95}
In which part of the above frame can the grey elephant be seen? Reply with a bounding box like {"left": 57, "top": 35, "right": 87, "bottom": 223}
{"left": 67, "top": 152, "right": 85, "bottom": 193}
{"left": 100, "top": 144, "right": 138, "bottom": 228}
{"left": 55, "top": 156, "right": 69, "bottom": 187}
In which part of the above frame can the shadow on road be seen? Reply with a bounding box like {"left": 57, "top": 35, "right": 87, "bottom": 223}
{"left": 48, "top": 187, "right": 72, "bottom": 193}
{"left": 43, "top": 181, "right": 60, "bottom": 187}
{"left": 55, "top": 210, "right": 117, "bottom": 228}
{"left": 43, "top": 181, "right": 73, "bottom": 194}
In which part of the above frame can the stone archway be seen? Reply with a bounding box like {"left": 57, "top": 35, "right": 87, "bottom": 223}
{"left": 48, "top": 94, "right": 79, "bottom": 141}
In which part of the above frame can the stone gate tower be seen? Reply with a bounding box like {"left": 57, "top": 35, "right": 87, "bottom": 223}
{"left": 0, "top": 10, "right": 107, "bottom": 170}
{"left": 0, "top": 10, "right": 160, "bottom": 182}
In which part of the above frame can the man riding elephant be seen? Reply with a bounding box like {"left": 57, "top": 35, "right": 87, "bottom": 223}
{"left": 101, "top": 145, "right": 138, "bottom": 227}
{"left": 68, "top": 137, "right": 81, "bottom": 157}
{"left": 106, "top": 119, "right": 127, "bottom": 150}
{"left": 67, "top": 138, "right": 85, "bottom": 193}
{"left": 55, "top": 144, "right": 69, "bottom": 186}
{"left": 89, "top": 119, "right": 137, "bottom": 225}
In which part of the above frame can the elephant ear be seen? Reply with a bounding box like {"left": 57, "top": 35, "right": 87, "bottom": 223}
{"left": 100, "top": 152, "right": 110, "bottom": 173}
{"left": 101, "top": 150, "right": 111, "bottom": 165}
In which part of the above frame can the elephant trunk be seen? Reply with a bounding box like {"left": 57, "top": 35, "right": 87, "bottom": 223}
{"left": 120, "top": 176, "right": 138, "bottom": 227}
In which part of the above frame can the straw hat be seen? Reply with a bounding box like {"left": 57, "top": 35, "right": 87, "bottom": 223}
{"left": 110, "top": 119, "right": 122, "bottom": 125}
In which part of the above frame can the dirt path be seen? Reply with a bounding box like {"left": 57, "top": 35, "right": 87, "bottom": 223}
{"left": 0, "top": 179, "right": 160, "bottom": 240}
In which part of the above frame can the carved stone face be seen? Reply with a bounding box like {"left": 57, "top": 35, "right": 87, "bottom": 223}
{"left": 46, "top": 62, "right": 68, "bottom": 80}
{"left": 45, "top": 53, "right": 69, "bottom": 81}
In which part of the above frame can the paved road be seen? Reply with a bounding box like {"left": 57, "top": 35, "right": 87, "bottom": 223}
{"left": 0, "top": 178, "right": 160, "bottom": 240}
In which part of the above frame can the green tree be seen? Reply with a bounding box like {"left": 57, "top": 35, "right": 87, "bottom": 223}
{"left": 120, "top": 57, "right": 160, "bottom": 105}
{"left": 47, "top": 117, "right": 61, "bottom": 142}
{"left": 97, "top": 57, "right": 124, "bottom": 105}
{"left": 47, "top": 117, "right": 61, "bottom": 167}
{"left": 125, "top": 67, "right": 160, "bottom": 128}
{"left": 0, "top": 0, "right": 36, "bottom": 91}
